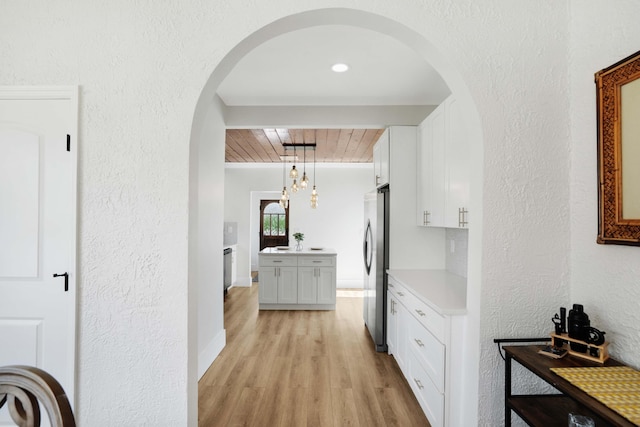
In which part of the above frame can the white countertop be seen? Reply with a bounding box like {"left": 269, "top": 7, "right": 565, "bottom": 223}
{"left": 260, "top": 247, "right": 337, "bottom": 256}
{"left": 387, "top": 269, "right": 467, "bottom": 316}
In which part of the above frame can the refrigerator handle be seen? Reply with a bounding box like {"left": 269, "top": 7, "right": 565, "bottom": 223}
{"left": 363, "top": 219, "right": 373, "bottom": 275}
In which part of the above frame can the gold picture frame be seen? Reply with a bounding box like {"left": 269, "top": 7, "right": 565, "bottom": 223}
{"left": 596, "top": 50, "right": 640, "bottom": 246}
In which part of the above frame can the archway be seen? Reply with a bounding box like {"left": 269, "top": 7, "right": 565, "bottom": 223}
{"left": 188, "top": 7, "right": 483, "bottom": 425}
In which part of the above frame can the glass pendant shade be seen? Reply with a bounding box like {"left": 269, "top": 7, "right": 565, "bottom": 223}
{"left": 291, "top": 179, "right": 299, "bottom": 193}
{"left": 279, "top": 186, "right": 289, "bottom": 209}
{"left": 300, "top": 172, "right": 309, "bottom": 189}
{"left": 310, "top": 185, "right": 318, "bottom": 209}
{"left": 289, "top": 164, "right": 298, "bottom": 179}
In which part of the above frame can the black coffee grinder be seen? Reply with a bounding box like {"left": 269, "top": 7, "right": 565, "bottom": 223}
{"left": 568, "top": 304, "right": 590, "bottom": 352}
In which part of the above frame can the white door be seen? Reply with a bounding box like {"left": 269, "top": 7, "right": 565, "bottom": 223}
{"left": 0, "top": 87, "right": 78, "bottom": 423}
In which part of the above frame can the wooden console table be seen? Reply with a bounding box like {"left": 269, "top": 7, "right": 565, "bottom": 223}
{"left": 504, "top": 345, "right": 636, "bottom": 427}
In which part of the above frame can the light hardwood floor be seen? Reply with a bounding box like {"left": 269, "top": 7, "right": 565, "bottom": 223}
{"left": 198, "top": 284, "right": 430, "bottom": 426}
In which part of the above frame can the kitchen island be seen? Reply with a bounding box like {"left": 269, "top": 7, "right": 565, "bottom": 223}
{"left": 258, "top": 247, "right": 337, "bottom": 310}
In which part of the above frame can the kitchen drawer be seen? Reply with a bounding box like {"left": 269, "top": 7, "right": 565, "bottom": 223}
{"left": 409, "top": 314, "right": 445, "bottom": 393}
{"left": 387, "top": 277, "right": 410, "bottom": 300}
{"left": 259, "top": 256, "right": 298, "bottom": 267}
{"left": 408, "top": 350, "right": 445, "bottom": 427}
{"left": 297, "top": 256, "right": 335, "bottom": 267}
{"left": 404, "top": 294, "right": 446, "bottom": 343}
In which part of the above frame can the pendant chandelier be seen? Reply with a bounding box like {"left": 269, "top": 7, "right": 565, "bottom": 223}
{"left": 279, "top": 148, "right": 289, "bottom": 209}
{"left": 310, "top": 147, "right": 318, "bottom": 209}
{"left": 289, "top": 145, "right": 298, "bottom": 179}
{"left": 300, "top": 142, "right": 309, "bottom": 190}
{"left": 280, "top": 137, "right": 318, "bottom": 208}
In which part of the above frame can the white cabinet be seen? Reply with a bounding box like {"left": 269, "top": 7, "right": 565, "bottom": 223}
{"left": 373, "top": 128, "right": 390, "bottom": 188}
{"left": 230, "top": 244, "right": 237, "bottom": 286}
{"left": 387, "top": 292, "right": 398, "bottom": 356}
{"left": 417, "top": 95, "right": 469, "bottom": 228}
{"left": 258, "top": 255, "right": 297, "bottom": 304}
{"left": 297, "top": 267, "right": 317, "bottom": 304}
{"left": 258, "top": 251, "right": 337, "bottom": 309}
{"left": 444, "top": 97, "right": 470, "bottom": 228}
{"left": 259, "top": 266, "right": 278, "bottom": 303}
{"left": 316, "top": 266, "right": 337, "bottom": 304}
{"left": 277, "top": 266, "right": 298, "bottom": 303}
{"left": 387, "top": 281, "right": 408, "bottom": 373}
{"left": 298, "top": 256, "right": 336, "bottom": 305}
{"left": 386, "top": 272, "right": 466, "bottom": 427}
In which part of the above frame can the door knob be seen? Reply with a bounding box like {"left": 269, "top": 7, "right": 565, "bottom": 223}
{"left": 53, "top": 272, "right": 69, "bottom": 291}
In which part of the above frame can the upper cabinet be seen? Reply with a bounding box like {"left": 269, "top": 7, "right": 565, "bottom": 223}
{"left": 417, "top": 95, "right": 470, "bottom": 228}
{"left": 373, "top": 128, "right": 390, "bottom": 188}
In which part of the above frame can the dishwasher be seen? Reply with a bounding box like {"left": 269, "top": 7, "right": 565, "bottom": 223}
{"left": 223, "top": 247, "right": 232, "bottom": 295}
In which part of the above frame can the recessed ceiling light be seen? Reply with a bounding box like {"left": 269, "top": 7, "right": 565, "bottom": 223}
{"left": 331, "top": 63, "right": 349, "bottom": 73}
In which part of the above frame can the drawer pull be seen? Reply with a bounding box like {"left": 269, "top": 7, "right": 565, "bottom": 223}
{"left": 414, "top": 338, "right": 424, "bottom": 347}
{"left": 414, "top": 379, "right": 424, "bottom": 390}
{"left": 388, "top": 283, "right": 394, "bottom": 288}
{"left": 273, "top": 260, "right": 282, "bottom": 263}
{"left": 313, "top": 260, "right": 322, "bottom": 263}
{"left": 397, "top": 292, "right": 404, "bottom": 297}
{"left": 415, "top": 309, "right": 426, "bottom": 317}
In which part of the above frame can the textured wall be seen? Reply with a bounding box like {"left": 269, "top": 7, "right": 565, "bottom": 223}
{"left": 466, "top": 2, "right": 573, "bottom": 424}
{"left": 569, "top": 0, "right": 640, "bottom": 368}
{"left": 3, "top": 1, "right": 636, "bottom": 425}
{"left": 0, "top": 1, "right": 217, "bottom": 424}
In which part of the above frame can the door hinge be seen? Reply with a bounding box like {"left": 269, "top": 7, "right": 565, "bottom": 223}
{"left": 66, "top": 134, "right": 71, "bottom": 152}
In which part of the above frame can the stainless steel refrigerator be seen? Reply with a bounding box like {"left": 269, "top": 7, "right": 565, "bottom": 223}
{"left": 363, "top": 185, "right": 389, "bottom": 352}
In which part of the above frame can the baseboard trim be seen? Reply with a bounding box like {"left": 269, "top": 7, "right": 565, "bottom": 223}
{"left": 233, "top": 276, "right": 253, "bottom": 288}
{"left": 337, "top": 279, "right": 363, "bottom": 289}
{"left": 198, "top": 329, "right": 226, "bottom": 379}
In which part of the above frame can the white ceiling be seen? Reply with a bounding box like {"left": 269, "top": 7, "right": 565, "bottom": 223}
{"left": 217, "top": 25, "right": 451, "bottom": 108}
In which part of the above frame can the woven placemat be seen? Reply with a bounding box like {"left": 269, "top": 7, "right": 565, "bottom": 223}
{"left": 551, "top": 366, "right": 640, "bottom": 424}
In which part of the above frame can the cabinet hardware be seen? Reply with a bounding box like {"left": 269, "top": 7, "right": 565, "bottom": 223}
{"left": 458, "top": 207, "right": 468, "bottom": 228}
{"left": 415, "top": 309, "right": 426, "bottom": 317}
{"left": 388, "top": 283, "right": 394, "bottom": 288}
{"left": 423, "top": 210, "right": 430, "bottom": 225}
{"left": 397, "top": 292, "right": 404, "bottom": 297}
{"left": 414, "top": 338, "right": 425, "bottom": 347}
{"left": 273, "top": 260, "right": 282, "bottom": 263}
{"left": 375, "top": 175, "right": 380, "bottom": 185}
{"left": 313, "top": 260, "right": 322, "bottom": 263}
{"left": 414, "top": 379, "right": 424, "bottom": 390}
{"left": 53, "top": 272, "right": 69, "bottom": 291}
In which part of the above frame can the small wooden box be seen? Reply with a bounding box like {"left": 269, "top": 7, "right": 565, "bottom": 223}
{"left": 550, "top": 332, "right": 609, "bottom": 363}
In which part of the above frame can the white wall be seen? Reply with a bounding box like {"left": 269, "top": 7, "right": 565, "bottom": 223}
{"left": 224, "top": 164, "right": 373, "bottom": 287}
{"left": 569, "top": 0, "right": 640, "bottom": 368}
{"left": 3, "top": 2, "right": 639, "bottom": 426}
{"left": 192, "top": 96, "right": 227, "bottom": 381}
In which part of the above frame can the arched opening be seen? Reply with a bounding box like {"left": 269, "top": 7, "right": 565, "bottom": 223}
{"left": 188, "top": 7, "right": 483, "bottom": 425}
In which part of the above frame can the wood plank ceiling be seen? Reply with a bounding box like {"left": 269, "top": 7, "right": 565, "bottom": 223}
{"left": 225, "top": 129, "right": 385, "bottom": 163}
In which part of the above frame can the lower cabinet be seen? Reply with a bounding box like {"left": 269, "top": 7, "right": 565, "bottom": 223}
{"left": 259, "top": 252, "right": 336, "bottom": 309}
{"left": 297, "top": 256, "right": 336, "bottom": 305}
{"left": 258, "top": 266, "right": 278, "bottom": 303}
{"left": 387, "top": 275, "right": 455, "bottom": 427}
{"left": 387, "top": 290, "right": 408, "bottom": 371}
{"left": 408, "top": 350, "right": 445, "bottom": 427}
{"left": 276, "top": 266, "right": 298, "bottom": 304}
